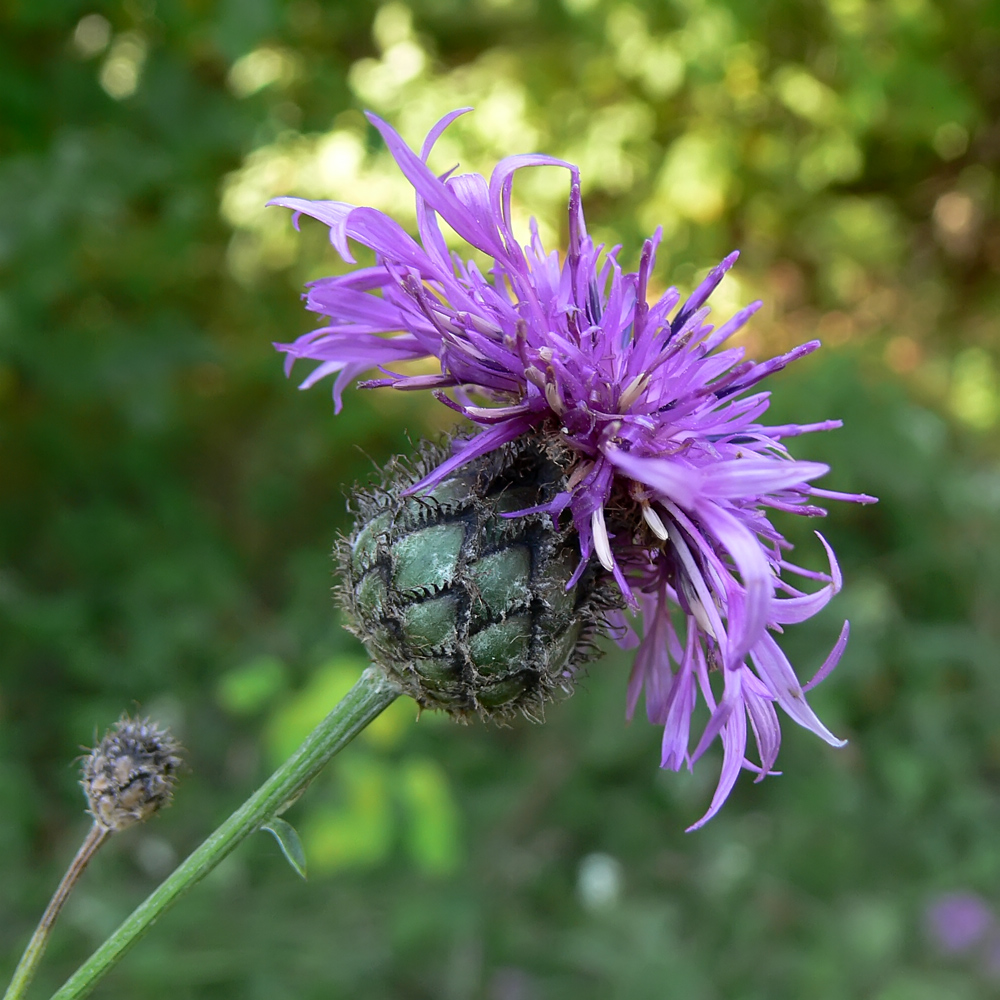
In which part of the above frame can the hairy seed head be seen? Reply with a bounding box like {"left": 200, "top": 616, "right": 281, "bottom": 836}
{"left": 81, "top": 715, "right": 182, "bottom": 832}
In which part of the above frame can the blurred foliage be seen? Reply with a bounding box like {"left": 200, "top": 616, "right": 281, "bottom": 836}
{"left": 2, "top": 0, "right": 1000, "bottom": 998}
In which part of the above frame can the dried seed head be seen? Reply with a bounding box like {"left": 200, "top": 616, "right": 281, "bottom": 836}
{"left": 338, "top": 433, "right": 620, "bottom": 721}
{"left": 81, "top": 715, "right": 182, "bottom": 832}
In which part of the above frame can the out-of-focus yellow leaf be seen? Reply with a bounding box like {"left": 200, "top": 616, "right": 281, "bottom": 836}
{"left": 951, "top": 348, "right": 999, "bottom": 431}
{"left": 265, "top": 657, "right": 368, "bottom": 763}
{"left": 301, "top": 756, "right": 394, "bottom": 873}
{"left": 217, "top": 655, "right": 288, "bottom": 716}
{"left": 362, "top": 695, "right": 417, "bottom": 750}
{"left": 398, "top": 757, "right": 462, "bottom": 876}
{"left": 659, "top": 133, "right": 732, "bottom": 224}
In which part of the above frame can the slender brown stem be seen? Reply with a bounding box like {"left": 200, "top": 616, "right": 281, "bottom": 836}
{"left": 3, "top": 824, "right": 109, "bottom": 1000}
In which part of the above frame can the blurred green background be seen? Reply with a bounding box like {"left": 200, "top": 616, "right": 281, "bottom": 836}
{"left": 2, "top": 0, "right": 1000, "bottom": 997}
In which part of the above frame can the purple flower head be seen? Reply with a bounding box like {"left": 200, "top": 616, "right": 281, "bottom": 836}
{"left": 272, "top": 109, "right": 876, "bottom": 828}
{"left": 925, "top": 893, "right": 996, "bottom": 955}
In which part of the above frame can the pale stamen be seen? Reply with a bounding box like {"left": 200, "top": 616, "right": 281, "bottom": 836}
{"left": 641, "top": 501, "right": 669, "bottom": 540}
{"left": 591, "top": 507, "right": 615, "bottom": 571}
{"left": 545, "top": 381, "right": 565, "bottom": 414}
{"left": 618, "top": 372, "right": 648, "bottom": 411}
{"left": 690, "top": 599, "right": 718, "bottom": 640}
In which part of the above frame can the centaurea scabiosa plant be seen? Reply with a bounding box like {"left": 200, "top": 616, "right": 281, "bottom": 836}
{"left": 32, "top": 110, "right": 874, "bottom": 1000}
{"left": 272, "top": 108, "right": 876, "bottom": 829}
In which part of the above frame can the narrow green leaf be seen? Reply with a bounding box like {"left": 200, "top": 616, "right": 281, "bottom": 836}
{"left": 262, "top": 817, "right": 307, "bottom": 879}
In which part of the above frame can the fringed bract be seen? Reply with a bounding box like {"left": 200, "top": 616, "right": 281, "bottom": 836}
{"left": 338, "top": 433, "right": 618, "bottom": 721}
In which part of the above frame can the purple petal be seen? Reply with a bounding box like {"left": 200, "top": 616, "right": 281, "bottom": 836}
{"left": 743, "top": 672, "right": 781, "bottom": 776}
{"left": 673, "top": 250, "right": 739, "bottom": 333}
{"left": 691, "top": 665, "right": 742, "bottom": 764}
{"left": 809, "top": 486, "right": 880, "bottom": 504}
{"left": 802, "top": 621, "right": 850, "bottom": 692}
{"left": 751, "top": 633, "right": 846, "bottom": 747}
{"left": 605, "top": 450, "right": 701, "bottom": 509}
{"left": 770, "top": 534, "right": 842, "bottom": 625}
{"left": 414, "top": 109, "right": 467, "bottom": 275}
{"left": 694, "top": 503, "right": 772, "bottom": 670}
{"left": 687, "top": 687, "right": 748, "bottom": 831}
{"left": 488, "top": 153, "right": 579, "bottom": 257}
{"left": 660, "top": 627, "right": 698, "bottom": 769}
{"left": 366, "top": 112, "right": 509, "bottom": 260}
{"left": 269, "top": 197, "right": 357, "bottom": 261}
{"left": 343, "top": 207, "right": 439, "bottom": 272}
{"left": 447, "top": 172, "right": 495, "bottom": 236}
{"left": 404, "top": 414, "right": 538, "bottom": 494}
{"left": 699, "top": 300, "right": 763, "bottom": 352}
{"left": 701, "top": 459, "right": 829, "bottom": 499}
{"left": 420, "top": 108, "right": 473, "bottom": 159}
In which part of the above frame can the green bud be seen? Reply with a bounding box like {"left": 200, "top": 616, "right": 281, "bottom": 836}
{"left": 338, "top": 434, "right": 617, "bottom": 720}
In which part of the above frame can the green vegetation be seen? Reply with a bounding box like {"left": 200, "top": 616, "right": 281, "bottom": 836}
{"left": 2, "top": 0, "right": 999, "bottom": 997}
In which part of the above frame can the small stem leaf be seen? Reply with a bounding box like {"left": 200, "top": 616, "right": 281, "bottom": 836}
{"left": 262, "top": 817, "right": 308, "bottom": 879}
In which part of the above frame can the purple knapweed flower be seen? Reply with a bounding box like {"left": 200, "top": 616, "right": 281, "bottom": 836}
{"left": 271, "top": 109, "right": 876, "bottom": 828}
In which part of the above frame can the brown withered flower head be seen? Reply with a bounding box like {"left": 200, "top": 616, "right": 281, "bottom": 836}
{"left": 81, "top": 715, "right": 182, "bottom": 832}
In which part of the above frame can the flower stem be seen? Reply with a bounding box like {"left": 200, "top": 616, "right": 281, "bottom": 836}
{"left": 3, "top": 824, "right": 109, "bottom": 1000}
{"left": 46, "top": 667, "right": 399, "bottom": 1000}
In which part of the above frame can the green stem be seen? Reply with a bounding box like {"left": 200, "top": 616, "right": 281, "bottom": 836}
{"left": 3, "top": 824, "right": 109, "bottom": 1000}
{"left": 47, "top": 667, "right": 399, "bottom": 1000}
